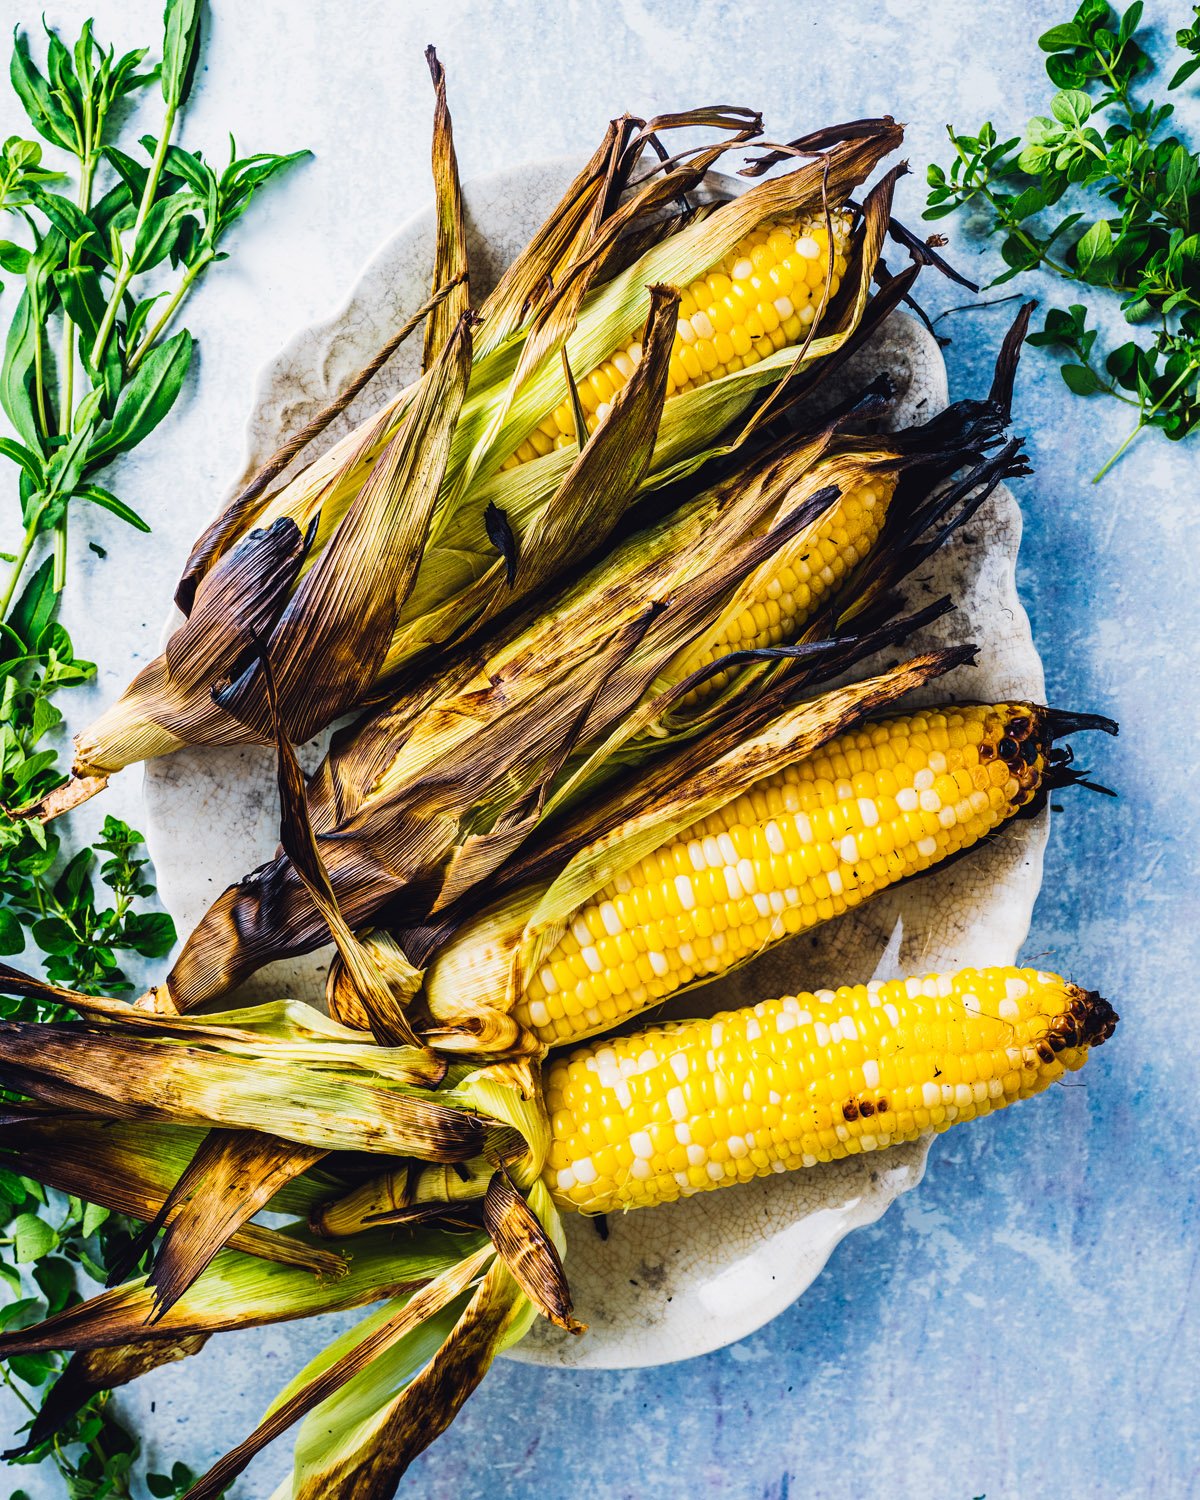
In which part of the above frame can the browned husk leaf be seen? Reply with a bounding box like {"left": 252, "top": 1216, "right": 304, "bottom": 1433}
{"left": 136, "top": 1131, "right": 329, "bottom": 1320}
{"left": 483, "top": 1170, "right": 582, "bottom": 1333}
{"left": 422, "top": 47, "right": 470, "bottom": 370}
{"left": 3, "top": 1336, "right": 209, "bottom": 1459}
{"left": 0, "top": 1022, "right": 484, "bottom": 1159}
{"left": 182, "top": 1246, "right": 496, "bottom": 1500}
{"left": 0, "top": 1113, "right": 340, "bottom": 1276}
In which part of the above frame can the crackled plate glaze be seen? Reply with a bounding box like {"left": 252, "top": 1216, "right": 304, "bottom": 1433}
{"left": 143, "top": 159, "right": 1046, "bottom": 1371}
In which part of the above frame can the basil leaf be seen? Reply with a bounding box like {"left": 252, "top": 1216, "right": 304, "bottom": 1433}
{"left": 0, "top": 908, "right": 24, "bottom": 955}
{"left": 9, "top": 1212, "right": 57, "bottom": 1262}
{"left": 1074, "top": 219, "right": 1114, "bottom": 280}
{"left": 1051, "top": 89, "right": 1093, "bottom": 128}
{"left": 1060, "top": 363, "right": 1106, "bottom": 396}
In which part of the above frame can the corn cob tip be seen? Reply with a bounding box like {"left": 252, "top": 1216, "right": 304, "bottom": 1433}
{"left": 1061, "top": 985, "right": 1119, "bottom": 1049}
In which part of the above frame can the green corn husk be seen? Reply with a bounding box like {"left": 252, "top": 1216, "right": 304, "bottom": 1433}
{"left": 0, "top": 993, "right": 560, "bottom": 1487}
{"left": 156, "top": 312, "right": 1030, "bottom": 1018}
{"left": 41, "top": 106, "right": 907, "bottom": 819}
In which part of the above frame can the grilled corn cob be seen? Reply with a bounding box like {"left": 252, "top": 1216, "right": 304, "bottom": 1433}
{"left": 424, "top": 702, "right": 1058, "bottom": 1047}
{"left": 502, "top": 212, "right": 852, "bottom": 469}
{"left": 665, "top": 471, "right": 897, "bottom": 707}
{"left": 543, "top": 967, "right": 1118, "bottom": 1214}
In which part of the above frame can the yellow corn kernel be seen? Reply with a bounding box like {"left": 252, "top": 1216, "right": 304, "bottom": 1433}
{"left": 514, "top": 704, "right": 1054, "bottom": 1046}
{"left": 669, "top": 475, "right": 897, "bottom": 705}
{"left": 512, "top": 209, "right": 853, "bottom": 466}
{"left": 543, "top": 967, "right": 1117, "bottom": 1213}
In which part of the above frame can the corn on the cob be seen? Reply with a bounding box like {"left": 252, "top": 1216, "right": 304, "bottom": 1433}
{"left": 666, "top": 471, "right": 897, "bottom": 706}
{"left": 502, "top": 212, "right": 852, "bottom": 469}
{"left": 426, "top": 702, "right": 1054, "bottom": 1048}
{"left": 543, "top": 967, "right": 1118, "bottom": 1215}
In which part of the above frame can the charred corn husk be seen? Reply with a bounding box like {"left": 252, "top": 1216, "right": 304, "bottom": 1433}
{"left": 422, "top": 702, "right": 1118, "bottom": 1048}
{"left": 159, "top": 344, "right": 1032, "bottom": 1019}
{"left": 51, "top": 114, "right": 905, "bottom": 817}
{"left": 503, "top": 211, "right": 852, "bottom": 468}
{"left": 542, "top": 967, "right": 1118, "bottom": 1214}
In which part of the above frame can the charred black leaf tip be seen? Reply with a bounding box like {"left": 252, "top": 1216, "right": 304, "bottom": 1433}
{"left": 484, "top": 501, "right": 519, "bottom": 587}
{"left": 1044, "top": 707, "right": 1120, "bottom": 742}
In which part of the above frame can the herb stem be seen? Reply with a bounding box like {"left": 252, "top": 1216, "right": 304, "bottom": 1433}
{"left": 1092, "top": 360, "right": 1197, "bottom": 482}
{"left": 127, "top": 251, "right": 212, "bottom": 373}
{"left": 89, "top": 96, "right": 179, "bottom": 370}
{"left": 0, "top": 514, "right": 41, "bottom": 622}
{"left": 60, "top": 133, "right": 97, "bottom": 435}
{"left": 32, "top": 316, "right": 50, "bottom": 440}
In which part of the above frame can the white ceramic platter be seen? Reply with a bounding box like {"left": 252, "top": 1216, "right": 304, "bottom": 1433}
{"left": 143, "top": 159, "right": 1046, "bottom": 1371}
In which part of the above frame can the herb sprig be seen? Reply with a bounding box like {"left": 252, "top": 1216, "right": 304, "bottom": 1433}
{"left": 926, "top": 0, "right": 1200, "bottom": 480}
{"left": 0, "top": 4, "right": 309, "bottom": 610}
{"left": 0, "top": 2, "right": 308, "bottom": 1492}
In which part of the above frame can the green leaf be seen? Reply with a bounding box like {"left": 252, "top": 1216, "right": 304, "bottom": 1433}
{"left": 81, "top": 1201, "right": 110, "bottom": 1237}
{"left": 1075, "top": 218, "right": 1114, "bottom": 279}
{"left": 215, "top": 148, "right": 312, "bottom": 237}
{"left": 30, "top": 915, "right": 77, "bottom": 955}
{"left": 1165, "top": 145, "right": 1196, "bottom": 201}
{"left": 0, "top": 906, "right": 24, "bottom": 954}
{"left": 1170, "top": 56, "right": 1200, "bottom": 89}
{"left": 8, "top": 557, "right": 56, "bottom": 650}
{"left": 1061, "top": 362, "right": 1106, "bottom": 395}
{"left": 0, "top": 239, "right": 31, "bottom": 274}
{"left": 72, "top": 483, "right": 151, "bottom": 532}
{"left": 0, "top": 1167, "right": 29, "bottom": 1207}
{"left": 1052, "top": 89, "right": 1093, "bottom": 127}
{"left": 1, "top": 286, "right": 42, "bottom": 450}
{"left": 161, "top": 0, "right": 204, "bottom": 107}
{"left": 122, "top": 908, "right": 176, "bottom": 957}
{"left": 1120, "top": 2, "right": 1144, "bottom": 46}
{"left": 8, "top": 1350, "right": 56, "bottom": 1386}
{"left": 53, "top": 264, "right": 107, "bottom": 353}
{"left": 9, "top": 1210, "right": 57, "bottom": 1261}
{"left": 103, "top": 143, "right": 151, "bottom": 203}
{"left": 1038, "top": 22, "right": 1084, "bottom": 51}
{"left": 27, "top": 188, "right": 93, "bottom": 245}
{"left": 0, "top": 436, "right": 44, "bottom": 485}
{"left": 88, "top": 328, "right": 193, "bottom": 466}
{"left": 129, "top": 191, "right": 193, "bottom": 273}
{"left": 9, "top": 33, "right": 77, "bottom": 151}
{"left": 32, "top": 1255, "right": 75, "bottom": 1313}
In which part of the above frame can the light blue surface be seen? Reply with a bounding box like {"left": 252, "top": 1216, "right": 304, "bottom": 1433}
{"left": 2, "top": 1, "right": 1197, "bottom": 1496}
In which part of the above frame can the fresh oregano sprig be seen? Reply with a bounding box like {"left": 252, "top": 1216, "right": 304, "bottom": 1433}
{"left": 926, "top": 0, "right": 1200, "bottom": 480}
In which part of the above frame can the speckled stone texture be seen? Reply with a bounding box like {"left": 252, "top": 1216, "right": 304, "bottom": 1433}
{"left": 0, "top": 1, "right": 1194, "bottom": 1497}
